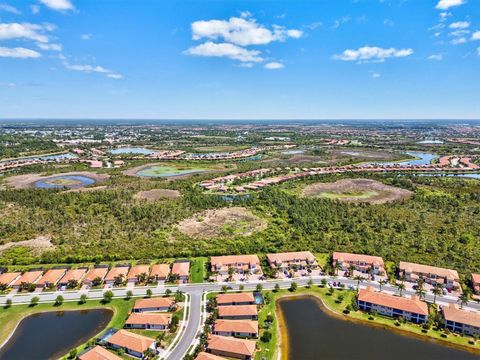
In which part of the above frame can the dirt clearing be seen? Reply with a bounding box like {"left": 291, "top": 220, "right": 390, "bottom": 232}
{"left": 0, "top": 235, "right": 54, "bottom": 254}
{"left": 134, "top": 189, "right": 181, "bottom": 201}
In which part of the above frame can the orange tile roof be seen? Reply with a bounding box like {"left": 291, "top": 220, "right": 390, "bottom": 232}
{"left": 218, "top": 305, "right": 258, "bottom": 317}
{"left": 133, "top": 297, "right": 174, "bottom": 310}
{"left": 0, "top": 272, "right": 21, "bottom": 286}
{"left": 216, "top": 292, "right": 255, "bottom": 305}
{"left": 172, "top": 261, "right": 190, "bottom": 277}
{"left": 79, "top": 346, "right": 121, "bottom": 360}
{"left": 214, "top": 320, "right": 258, "bottom": 334}
{"left": 399, "top": 261, "right": 459, "bottom": 280}
{"left": 125, "top": 313, "right": 171, "bottom": 326}
{"left": 127, "top": 265, "right": 150, "bottom": 280}
{"left": 472, "top": 273, "right": 480, "bottom": 284}
{"left": 333, "top": 252, "right": 384, "bottom": 266}
{"left": 83, "top": 268, "right": 109, "bottom": 283}
{"left": 443, "top": 303, "right": 480, "bottom": 328}
{"left": 12, "top": 270, "right": 44, "bottom": 286}
{"left": 60, "top": 268, "right": 87, "bottom": 283}
{"left": 266, "top": 251, "right": 316, "bottom": 264}
{"left": 107, "top": 330, "right": 155, "bottom": 354}
{"left": 195, "top": 352, "right": 226, "bottom": 360}
{"left": 207, "top": 335, "right": 256, "bottom": 357}
{"left": 150, "top": 264, "right": 170, "bottom": 278}
{"left": 104, "top": 266, "right": 129, "bottom": 281}
{"left": 358, "top": 287, "right": 428, "bottom": 315}
{"left": 36, "top": 269, "right": 67, "bottom": 287}
{"left": 211, "top": 255, "right": 260, "bottom": 267}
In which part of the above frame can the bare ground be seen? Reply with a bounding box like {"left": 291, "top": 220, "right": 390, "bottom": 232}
{"left": 0, "top": 235, "right": 54, "bottom": 254}
{"left": 2, "top": 171, "right": 110, "bottom": 189}
{"left": 177, "top": 206, "right": 266, "bottom": 239}
{"left": 134, "top": 189, "right": 181, "bottom": 201}
{"left": 302, "top": 178, "right": 412, "bottom": 204}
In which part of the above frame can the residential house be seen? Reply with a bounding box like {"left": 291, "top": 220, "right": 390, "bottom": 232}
{"left": 207, "top": 335, "right": 256, "bottom": 360}
{"left": 0, "top": 272, "right": 21, "bottom": 288}
{"left": 133, "top": 297, "right": 174, "bottom": 313}
{"left": 106, "top": 330, "right": 156, "bottom": 359}
{"left": 127, "top": 265, "right": 150, "bottom": 284}
{"left": 195, "top": 352, "right": 226, "bottom": 360}
{"left": 472, "top": 273, "right": 480, "bottom": 294}
{"left": 443, "top": 303, "right": 480, "bottom": 336}
{"left": 125, "top": 313, "right": 172, "bottom": 330}
{"left": 78, "top": 345, "right": 122, "bottom": 360}
{"left": 213, "top": 320, "right": 258, "bottom": 338}
{"left": 210, "top": 255, "right": 262, "bottom": 276}
{"left": 150, "top": 264, "right": 170, "bottom": 281}
{"left": 36, "top": 269, "right": 67, "bottom": 289}
{"left": 82, "top": 267, "right": 109, "bottom": 287}
{"left": 357, "top": 287, "right": 428, "bottom": 323}
{"left": 171, "top": 261, "right": 190, "bottom": 282}
{"left": 332, "top": 252, "right": 385, "bottom": 276}
{"left": 216, "top": 293, "right": 255, "bottom": 306}
{"left": 104, "top": 266, "right": 129, "bottom": 286}
{"left": 57, "top": 268, "right": 87, "bottom": 288}
{"left": 10, "top": 270, "right": 43, "bottom": 289}
{"left": 217, "top": 305, "right": 258, "bottom": 320}
{"left": 266, "top": 251, "right": 319, "bottom": 276}
{"left": 399, "top": 262, "right": 460, "bottom": 291}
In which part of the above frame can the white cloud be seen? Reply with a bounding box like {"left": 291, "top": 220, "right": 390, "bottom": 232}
{"left": 30, "top": 5, "right": 40, "bottom": 14}
{"left": 62, "top": 58, "right": 122, "bottom": 79}
{"left": 333, "top": 16, "right": 351, "bottom": 29}
{"left": 184, "top": 41, "right": 263, "bottom": 63}
{"left": 333, "top": 46, "right": 413, "bottom": 63}
{"left": 81, "top": 33, "right": 91, "bottom": 40}
{"left": 39, "top": 0, "right": 74, "bottom": 11}
{"left": 264, "top": 62, "right": 284, "bottom": 69}
{"left": 36, "top": 42, "right": 62, "bottom": 51}
{"left": 0, "top": 3, "right": 20, "bottom": 14}
{"left": 472, "top": 31, "right": 480, "bottom": 40}
{"left": 428, "top": 54, "right": 443, "bottom": 60}
{"left": 0, "top": 23, "right": 51, "bottom": 43}
{"left": 304, "top": 22, "right": 322, "bottom": 30}
{"left": 383, "top": 19, "right": 394, "bottom": 27}
{"left": 0, "top": 46, "right": 41, "bottom": 58}
{"left": 107, "top": 73, "right": 123, "bottom": 79}
{"left": 191, "top": 16, "right": 302, "bottom": 46}
{"left": 451, "top": 37, "right": 467, "bottom": 44}
{"left": 449, "top": 21, "right": 470, "bottom": 29}
{"left": 436, "top": 0, "right": 466, "bottom": 10}
{"left": 439, "top": 12, "right": 452, "bottom": 21}
{"left": 371, "top": 72, "right": 381, "bottom": 78}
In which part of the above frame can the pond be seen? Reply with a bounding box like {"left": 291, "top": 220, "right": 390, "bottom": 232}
{"left": 279, "top": 297, "right": 478, "bottom": 360}
{"left": 373, "top": 152, "right": 438, "bottom": 166}
{"left": 34, "top": 175, "right": 96, "bottom": 189}
{"left": 0, "top": 309, "right": 112, "bottom": 360}
{"left": 136, "top": 165, "right": 209, "bottom": 177}
{"left": 109, "top": 147, "right": 155, "bottom": 155}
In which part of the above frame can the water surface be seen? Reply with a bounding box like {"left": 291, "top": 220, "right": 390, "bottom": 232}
{"left": 279, "top": 297, "right": 478, "bottom": 360}
{"left": 35, "top": 175, "right": 96, "bottom": 189}
{"left": 109, "top": 147, "right": 155, "bottom": 155}
{"left": 0, "top": 309, "right": 112, "bottom": 360}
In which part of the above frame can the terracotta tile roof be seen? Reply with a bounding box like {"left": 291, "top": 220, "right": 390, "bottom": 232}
{"left": 472, "top": 273, "right": 480, "bottom": 284}
{"left": 358, "top": 287, "right": 428, "bottom": 315}
{"left": 125, "top": 313, "right": 171, "bottom": 326}
{"left": 36, "top": 269, "right": 67, "bottom": 287}
{"left": 214, "top": 320, "right": 258, "bottom": 334}
{"left": 133, "top": 297, "right": 174, "bottom": 310}
{"left": 399, "top": 261, "right": 459, "bottom": 280}
{"left": 216, "top": 292, "right": 255, "bottom": 305}
{"left": 218, "top": 305, "right": 258, "bottom": 317}
{"left": 79, "top": 346, "right": 121, "bottom": 360}
{"left": 60, "top": 268, "right": 87, "bottom": 284}
{"left": 207, "top": 335, "right": 256, "bottom": 357}
{"left": 150, "top": 264, "right": 170, "bottom": 278}
{"left": 83, "top": 268, "right": 109, "bottom": 283}
{"left": 172, "top": 261, "right": 190, "bottom": 277}
{"left": 195, "top": 352, "right": 226, "bottom": 360}
{"left": 211, "top": 255, "right": 260, "bottom": 267}
{"left": 107, "top": 329, "right": 155, "bottom": 354}
{"left": 104, "top": 266, "right": 129, "bottom": 281}
{"left": 266, "top": 251, "right": 316, "bottom": 264}
{"left": 0, "top": 272, "right": 21, "bottom": 286}
{"left": 443, "top": 303, "right": 480, "bottom": 328}
{"left": 11, "top": 270, "right": 43, "bottom": 286}
{"left": 333, "top": 252, "right": 384, "bottom": 266}
{"left": 127, "top": 265, "right": 150, "bottom": 280}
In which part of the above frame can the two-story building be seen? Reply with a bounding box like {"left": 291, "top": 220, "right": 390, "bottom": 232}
{"left": 333, "top": 252, "right": 386, "bottom": 277}
{"left": 266, "top": 251, "right": 319, "bottom": 277}
{"left": 210, "top": 255, "right": 262, "bottom": 278}
{"left": 399, "top": 262, "right": 460, "bottom": 291}
{"left": 442, "top": 303, "right": 480, "bottom": 336}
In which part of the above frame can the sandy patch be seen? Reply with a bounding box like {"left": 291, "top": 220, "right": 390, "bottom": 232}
{"left": 0, "top": 235, "right": 54, "bottom": 253}
{"left": 134, "top": 189, "right": 181, "bottom": 201}
{"left": 302, "top": 179, "right": 412, "bottom": 204}
{"left": 177, "top": 207, "right": 266, "bottom": 239}
{"left": 3, "top": 172, "right": 110, "bottom": 190}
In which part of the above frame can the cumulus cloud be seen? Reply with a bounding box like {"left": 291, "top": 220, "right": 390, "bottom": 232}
{"left": 449, "top": 21, "right": 470, "bottom": 29}
{"left": 333, "top": 46, "right": 413, "bottom": 63}
{"left": 451, "top": 37, "right": 467, "bottom": 44}
{"left": 264, "top": 61, "right": 284, "bottom": 69}
{"left": 436, "top": 0, "right": 466, "bottom": 10}
{"left": 36, "top": 42, "right": 62, "bottom": 51}
{"left": 39, "top": 0, "right": 74, "bottom": 12}
{"left": 472, "top": 31, "right": 480, "bottom": 40}
{"left": 0, "top": 46, "right": 41, "bottom": 58}
{"left": 0, "top": 3, "right": 20, "bottom": 14}
{"left": 190, "top": 16, "right": 302, "bottom": 46}
{"left": 0, "top": 23, "right": 52, "bottom": 43}
{"left": 428, "top": 54, "right": 443, "bottom": 60}
{"left": 184, "top": 41, "right": 263, "bottom": 63}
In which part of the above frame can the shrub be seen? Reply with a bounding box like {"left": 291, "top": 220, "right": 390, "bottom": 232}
{"left": 55, "top": 295, "right": 64, "bottom": 306}
{"left": 289, "top": 282, "right": 298, "bottom": 292}
{"left": 261, "top": 331, "right": 272, "bottom": 343}
{"left": 103, "top": 290, "right": 114, "bottom": 303}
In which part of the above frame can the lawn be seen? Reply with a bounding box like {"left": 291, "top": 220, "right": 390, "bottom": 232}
{"left": 190, "top": 257, "right": 208, "bottom": 283}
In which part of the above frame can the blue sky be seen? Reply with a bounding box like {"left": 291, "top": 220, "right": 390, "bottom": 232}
{"left": 0, "top": 0, "right": 479, "bottom": 119}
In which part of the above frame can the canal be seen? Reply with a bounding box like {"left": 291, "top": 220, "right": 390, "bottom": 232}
{"left": 279, "top": 297, "right": 479, "bottom": 360}
{"left": 0, "top": 309, "right": 112, "bottom": 360}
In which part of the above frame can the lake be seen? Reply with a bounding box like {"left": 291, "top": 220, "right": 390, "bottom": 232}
{"left": 35, "top": 175, "right": 96, "bottom": 189}
{"left": 372, "top": 152, "right": 438, "bottom": 167}
{"left": 109, "top": 147, "right": 155, "bottom": 155}
{"left": 0, "top": 309, "right": 112, "bottom": 360}
{"left": 279, "top": 297, "right": 478, "bottom": 360}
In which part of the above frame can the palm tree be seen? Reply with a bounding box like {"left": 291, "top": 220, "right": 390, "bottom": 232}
{"left": 353, "top": 275, "right": 364, "bottom": 291}
{"left": 458, "top": 292, "right": 470, "bottom": 309}
{"left": 415, "top": 278, "right": 426, "bottom": 300}
{"left": 396, "top": 282, "right": 406, "bottom": 297}
{"left": 333, "top": 262, "right": 342, "bottom": 277}
{"left": 348, "top": 264, "right": 356, "bottom": 278}
{"left": 379, "top": 279, "right": 388, "bottom": 292}
{"left": 431, "top": 284, "right": 443, "bottom": 304}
